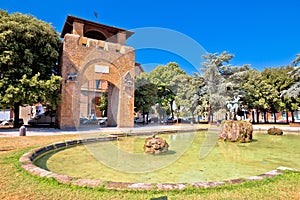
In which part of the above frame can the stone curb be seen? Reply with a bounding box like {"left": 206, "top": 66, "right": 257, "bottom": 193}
{"left": 19, "top": 136, "right": 300, "bottom": 191}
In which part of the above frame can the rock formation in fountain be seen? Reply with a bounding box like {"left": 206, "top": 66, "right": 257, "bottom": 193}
{"left": 144, "top": 134, "right": 169, "bottom": 154}
{"left": 219, "top": 120, "right": 253, "bottom": 143}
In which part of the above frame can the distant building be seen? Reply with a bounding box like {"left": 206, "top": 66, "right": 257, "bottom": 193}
{"left": 135, "top": 62, "right": 144, "bottom": 76}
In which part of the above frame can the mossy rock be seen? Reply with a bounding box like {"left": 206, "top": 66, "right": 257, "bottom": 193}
{"left": 267, "top": 127, "right": 283, "bottom": 135}
{"left": 219, "top": 120, "right": 253, "bottom": 143}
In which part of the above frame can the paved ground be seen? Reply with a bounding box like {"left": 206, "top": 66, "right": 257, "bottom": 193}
{"left": 1, "top": 123, "right": 300, "bottom": 137}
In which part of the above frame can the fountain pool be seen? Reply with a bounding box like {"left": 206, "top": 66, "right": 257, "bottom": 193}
{"left": 33, "top": 131, "right": 300, "bottom": 184}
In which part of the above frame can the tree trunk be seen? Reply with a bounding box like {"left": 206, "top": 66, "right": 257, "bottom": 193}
{"left": 256, "top": 110, "right": 260, "bottom": 124}
{"left": 207, "top": 106, "right": 211, "bottom": 122}
{"left": 142, "top": 110, "right": 145, "bottom": 125}
{"left": 146, "top": 113, "right": 149, "bottom": 124}
{"left": 170, "top": 100, "right": 174, "bottom": 119}
{"left": 291, "top": 111, "right": 295, "bottom": 123}
{"left": 263, "top": 111, "right": 267, "bottom": 123}
{"left": 252, "top": 111, "right": 256, "bottom": 124}
{"left": 233, "top": 111, "right": 237, "bottom": 120}
{"left": 208, "top": 105, "right": 214, "bottom": 123}
{"left": 286, "top": 110, "right": 289, "bottom": 123}
{"left": 273, "top": 112, "right": 277, "bottom": 123}
{"left": 161, "top": 113, "right": 165, "bottom": 124}
{"left": 13, "top": 103, "right": 20, "bottom": 128}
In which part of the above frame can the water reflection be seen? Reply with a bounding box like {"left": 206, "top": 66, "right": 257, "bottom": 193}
{"left": 85, "top": 132, "right": 197, "bottom": 173}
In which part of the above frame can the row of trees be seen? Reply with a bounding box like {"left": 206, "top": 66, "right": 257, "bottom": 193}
{"left": 134, "top": 52, "right": 300, "bottom": 124}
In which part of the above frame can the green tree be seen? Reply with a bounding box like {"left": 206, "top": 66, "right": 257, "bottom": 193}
{"left": 149, "top": 62, "right": 186, "bottom": 119}
{"left": 172, "top": 74, "right": 193, "bottom": 119}
{"left": 134, "top": 73, "right": 158, "bottom": 124}
{"left": 201, "top": 53, "right": 226, "bottom": 122}
{"left": 201, "top": 51, "right": 249, "bottom": 122}
{"left": 241, "top": 69, "right": 279, "bottom": 123}
{"left": 0, "top": 10, "right": 61, "bottom": 127}
{"left": 193, "top": 73, "right": 210, "bottom": 121}
{"left": 262, "top": 66, "right": 295, "bottom": 123}
{"left": 281, "top": 55, "right": 300, "bottom": 99}
{"left": 174, "top": 73, "right": 206, "bottom": 122}
{"left": 292, "top": 54, "right": 300, "bottom": 67}
{"left": 278, "top": 55, "right": 300, "bottom": 123}
{"left": 96, "top": 93, "right": 108, "bottom": 117}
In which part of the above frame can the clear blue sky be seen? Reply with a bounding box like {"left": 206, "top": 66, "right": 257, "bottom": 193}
{"left": 1, "top": 0, "right": 300, "bottom": 74}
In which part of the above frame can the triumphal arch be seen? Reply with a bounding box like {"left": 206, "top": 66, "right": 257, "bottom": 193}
{"left": 57, "top": 15, "right": 135, "bottom": 129}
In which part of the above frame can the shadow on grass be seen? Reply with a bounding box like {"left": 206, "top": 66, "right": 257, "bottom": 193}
{"left": 150, "top": 196, "right": 168, "bottom": 200}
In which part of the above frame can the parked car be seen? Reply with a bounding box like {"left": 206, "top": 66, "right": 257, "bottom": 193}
{"left": 80, "top": 117, "right": 89, "bottom": 125}
{"left": 164, "top": 117, "right": 176, "bottom": 124}
{"left": 83, "top": 118, "right": 98, "bottom": 125}
{"left": 80, "top": 117, "right": 106, "bottom": 126}
{"left": 98, "top": 117, "right": 107, "bottom": 126}
{"left": 134, "top": 116, "right": 152, "bottom": 124}
{"left": 28, "top": 112, "right": 55, "bottom": 125}
{"left": 0, "top": 119, "right": 13, "bottom": 126}
{"left": 134, "top": 117, "right": 144, "bottom": 123}
{"left": 0, "top": 118, "right": 24, "bottom": 127}
{"left": 164, "top": 117, "right": 182, "bottom": 124}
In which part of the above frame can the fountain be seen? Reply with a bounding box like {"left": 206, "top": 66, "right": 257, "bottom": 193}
{"left": 18, "top": 87, "right": 300, "bottom": 190}
{"left": 19, "top": 131, "right": 300, "bottom": 190}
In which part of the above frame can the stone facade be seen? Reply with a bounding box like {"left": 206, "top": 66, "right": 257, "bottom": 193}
{"left": 57, "top": 16, "right": 135, "bottom": 129}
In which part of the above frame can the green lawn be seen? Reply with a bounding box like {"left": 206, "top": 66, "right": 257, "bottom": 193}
{"left": 0, "top": 135, "right": 299, "bottom": 200}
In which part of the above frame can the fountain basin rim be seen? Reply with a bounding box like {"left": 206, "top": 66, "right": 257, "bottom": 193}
{"left": 19, "top": 134, "right": 300, "bottom": 191}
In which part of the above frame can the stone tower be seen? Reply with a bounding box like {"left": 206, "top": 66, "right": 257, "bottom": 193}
{"left": 58, "top": 15, "right": 135, "bottom": 129}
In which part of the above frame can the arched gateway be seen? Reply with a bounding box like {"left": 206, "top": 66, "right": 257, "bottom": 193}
{"left": 57, "top": 16, "right": 135, "bottom": 129}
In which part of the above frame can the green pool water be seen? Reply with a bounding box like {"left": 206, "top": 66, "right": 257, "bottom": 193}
{"left": 34, "top": 131, "right": 300, "bottom": 183}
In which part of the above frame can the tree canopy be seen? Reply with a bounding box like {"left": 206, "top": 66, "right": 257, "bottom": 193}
{"left": 149, "top": 62, "right": 186, "bottom": 119}
{"left": 240, "top": 69, "right": 277, "bottom": 123}
{"left": 201, "top": 52, "right": 250, "bottom": 121}
{"left": 0, "top": 10, "right": 62, "bottom": 127}
{"left": 281, "top": 55, "right": 300, "bottom": 99}
{"left": 134, "top": 72, "right": 158, "bottom": 123}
